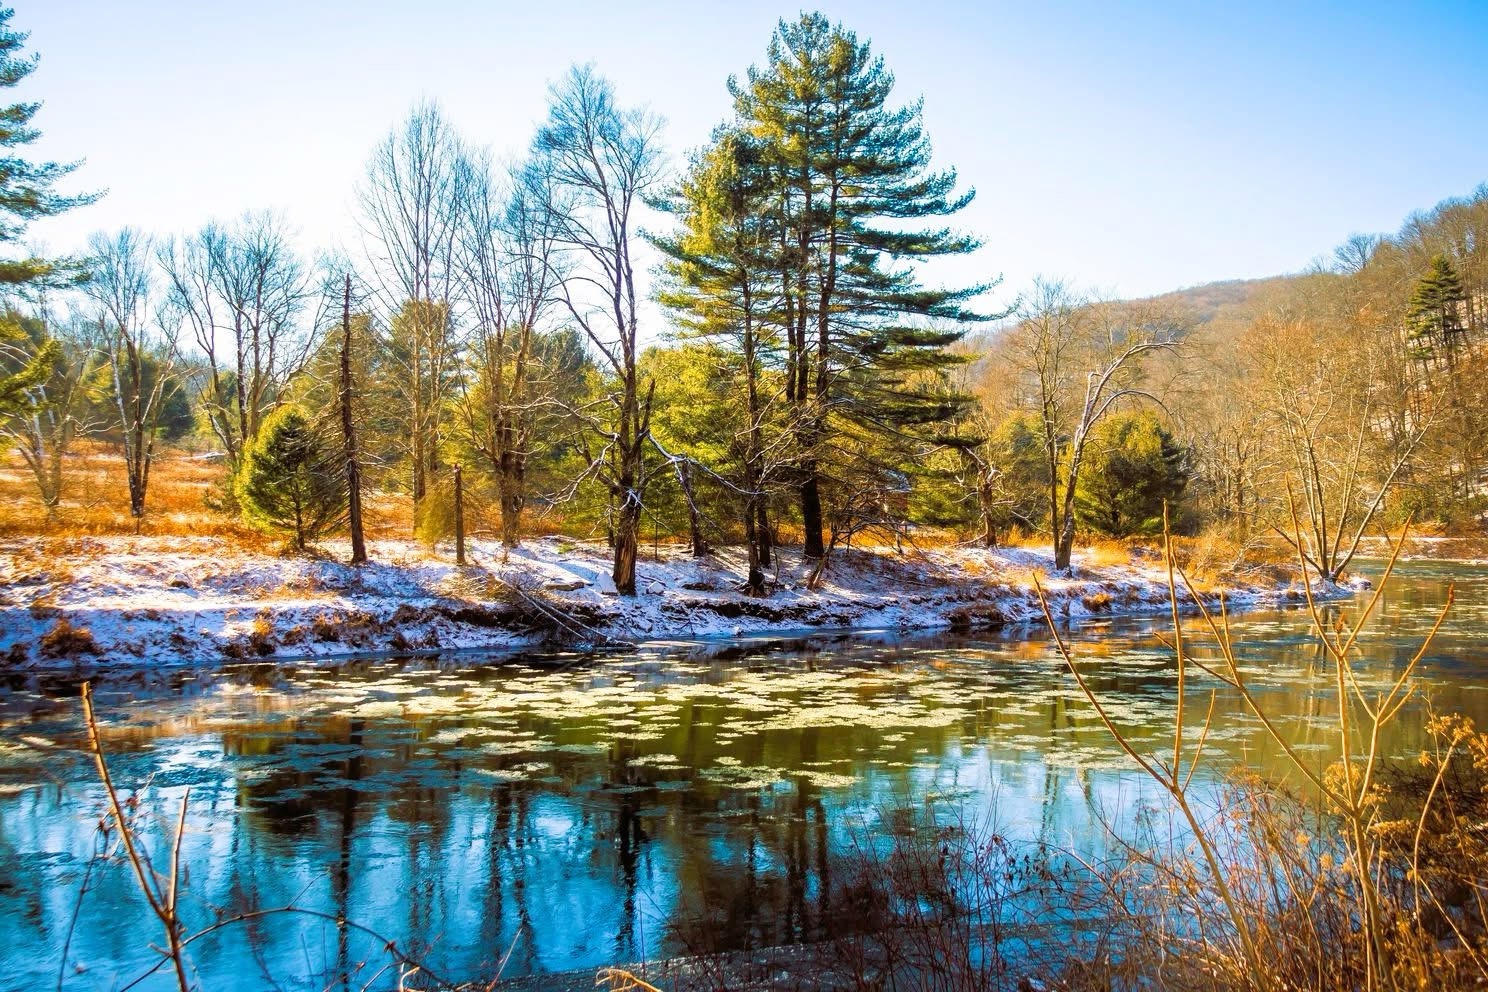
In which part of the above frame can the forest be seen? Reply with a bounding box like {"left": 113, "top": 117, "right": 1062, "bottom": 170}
{"left": 2, "top": 10, "right": 1483, "bottom": 594}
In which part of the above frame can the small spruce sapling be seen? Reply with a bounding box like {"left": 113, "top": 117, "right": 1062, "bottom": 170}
{"left": 238, "top": 405, "right": 346, "bottom": 551}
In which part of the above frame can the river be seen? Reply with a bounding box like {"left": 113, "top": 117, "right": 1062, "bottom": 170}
{"left": 0, "top": 558, "right": 1483, "bottom": 989}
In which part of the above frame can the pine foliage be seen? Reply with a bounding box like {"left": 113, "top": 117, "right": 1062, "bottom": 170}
{"left": 238, "top": 405, "right": 346, "bottom": 550}
{"left": 1074, "top": 411, "right": 1189, "bottom": 538}
{"left": 0, "top": 7, "right": 99, "bottom": 288}
{"left": 1404, "top": 253, "right": 1467, "bottom": 360}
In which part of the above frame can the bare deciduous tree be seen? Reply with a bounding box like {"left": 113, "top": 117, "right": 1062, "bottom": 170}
{"left": 0, "top": 311, "right": 101, "bottom": 513}
{"left": 358, "top": 101, "right": 463, "bottom": 516}
{"left": 338, "top": 273, "right": 368, "bottom": 565}
{"left": 1005, "top": 280, "right": 1178, "bottom": 570}
{"left": 533, "top": 65, "right": 666, "bottom": 595}
{"left": 86, "top": 228, "right": 182, "bottom": 521}
{"left": 453, "top": 151, "right": 564, "bottom": 551}
{"left": 1246, "top": 313, "right": 1428, "bottom": 582}
{"left": 159, "top": 212, "right": 312, "bottom": 466}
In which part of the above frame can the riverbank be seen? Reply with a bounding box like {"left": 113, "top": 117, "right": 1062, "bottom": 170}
{"left": 0, "top": 534, "right": 1344, "bottom": 670}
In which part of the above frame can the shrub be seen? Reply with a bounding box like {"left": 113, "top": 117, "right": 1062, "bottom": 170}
{"left": 39, "top": 617, "right": 99, "bottom": 658}
{"left": 1074, "top": 411, "right": 1189, "bottom": 537}
{"left": 237, "top": 405, "right": 346, "bottom": 551}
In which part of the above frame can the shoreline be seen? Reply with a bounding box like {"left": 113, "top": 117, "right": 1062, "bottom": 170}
{"left": 0, "top": 534, "right": 1356, "bottom": 672}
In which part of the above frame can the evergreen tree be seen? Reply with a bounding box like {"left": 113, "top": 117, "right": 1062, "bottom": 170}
{"left": 0, "top": 7, "right": 98, "bottom": 288}
{"left": 1404, "top": 254, "right": 1467, "bottom": 363}
{"left": 655, "top": 130, "right": 786, "bottom": 590}
{"left": 0, "top": 8, "right": 98, "bottom": 420}
{"left": 0, "top": 313, "right": 55, "bottom": 419}
{"left": 1074, "top": 411, "right": 1189, "bottom": 538}
{"left": 238, "top": 405, "right": 346, "bottom": 551}
{"left": 726, "top": 13, "right": 992, "bottom": 558}
{"left": 985, "top": 411, "right": 1054, "bottom": 536}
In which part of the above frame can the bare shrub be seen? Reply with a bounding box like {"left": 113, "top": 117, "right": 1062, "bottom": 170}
{"left": 39, "top": 617, "right": 99, "bottom": 658}
{"left": 1035, "top": 513, "right": 1488, "bottom": 992}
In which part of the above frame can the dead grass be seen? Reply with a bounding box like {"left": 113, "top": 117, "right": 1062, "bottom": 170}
{"left": 0, "top": 442, "right": 260, "bottom": 539}
{"left": 0, "top": 443, "right": 589, "bottom": 549}
{"left": 0, "top": 446, "right": 1307, "bottom": 587}
{"left": 1083, "top": 539, "right": 1135, "bottom": 567}
{"left": 38, "top": 617, "right": 100, "bottom": 659}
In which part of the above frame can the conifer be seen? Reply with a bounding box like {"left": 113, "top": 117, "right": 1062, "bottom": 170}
{"left": 239, "top": 406, "right": 346, "bottom": 551}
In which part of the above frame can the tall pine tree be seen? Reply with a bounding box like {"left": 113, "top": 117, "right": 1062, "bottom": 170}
{"left": 726, "top": 13, "right": 992, "bottom": 557}
{"left": 655, "top": 130, "right": 785, "bottom": 592}
{"left": 1405, "top": 253, "right": 1467, "bottom": 365}
{"left": 0, "top": 7, "right": 98, "bottom": 423}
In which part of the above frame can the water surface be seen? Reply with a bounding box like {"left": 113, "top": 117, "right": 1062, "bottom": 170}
{"left": 1, "top": 558, "right": 1483, "bottom": 989}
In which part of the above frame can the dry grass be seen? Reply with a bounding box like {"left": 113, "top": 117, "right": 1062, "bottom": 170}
{"left": 0, "top": 443, "right": 582, "bottom": 545}
{"left": 38, "top": 617, "right": 100, "bottom": 659}
{"left": 0, "top": 442, "right": 260, "bottom": 539}
{"left": 0, "top": 445, "right": 1305, "bottom": 585}
{"left": 1082, "top": 538, "right": 1136, "bottom": 567}
{"left": 1032, "top": 525, "right": 1488, "bottom": 992}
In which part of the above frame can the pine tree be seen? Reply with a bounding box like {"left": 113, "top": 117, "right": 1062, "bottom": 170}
{"left": 239, "top": 405, "right": 346, "bottom": 551}
{"left": 0, "top": 8, "right": 99, "bottom": 288}
{"left": 1074, "top": 412, "right": 1189, "bottom": 538}
{"left": 0, "top": 8, "right": 98, "bottom": 421}
{"left": 0, "top": 314, "right": 56, "bottom": 419}
{"left": 655, "top": 130, "right": 786, "bottom": 591}
{"left": 727, "top": 13, "right": 992, "bottom": 557}
{"left": 1405, "top": 254, "right": 1467, "bottom": 363}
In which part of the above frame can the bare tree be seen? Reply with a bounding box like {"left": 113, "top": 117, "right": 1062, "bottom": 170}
{"left": 1005, "top": 279, "right": 1083, "bottom": 563}
{"left": 1246, "top": 313, "right": 1427, "bottom": 582}
{"left": 1051, "top": 300, "right": 1178, "bottom": 570}
{"left": 358, "top": 101, "right": 463, "bottom": 516}
{"left": 339, "top": 273, "right": 368, "bottom": 564}
{"left": 1005, "top": 280, "right": 1177, "bottom": 571}
{"left": 86, "top": 228, "right": 182, "bottom": 521}
{"left": 1333, "top": 233, "right": 1381, "bottom": 275}
{"left": 0, "top": 311, "right": 102, "bottom": 514}
{"left": 159, "top": 213, "right": 312, "bottom": 466}
{"left": 532, "top": 65, "right": 666, "bottom": 595}
{"left": 158, "top": 227, "right": 231, "bottom": 455}
{"left": 452, "top": 151, "right": 564, "bottom": 551}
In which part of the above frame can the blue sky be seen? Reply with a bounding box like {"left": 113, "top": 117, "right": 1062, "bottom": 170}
{"left": 18, "top": 0, "right": 1488, "bottom": 311}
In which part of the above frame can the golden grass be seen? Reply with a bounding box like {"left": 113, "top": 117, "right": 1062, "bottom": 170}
{"left": 0, "top": 443, "right": 582, "bottom": 545}
{"left": 0, "top": 444, "right": 1306, "bottom": 590}
{"left": 0, "top": 442, "right": 261, "bottom": 539}
{"left": 1083, "top": 538, "right": 1135, "bottom": 567}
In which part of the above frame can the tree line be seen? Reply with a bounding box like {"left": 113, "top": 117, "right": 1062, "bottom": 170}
{"left": 3, "top": 10, "right": 1486, "bottom": 590}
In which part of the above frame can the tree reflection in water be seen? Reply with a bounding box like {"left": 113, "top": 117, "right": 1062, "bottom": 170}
{"left": 0, "top": 560, "right": 1479, "bottom": 989}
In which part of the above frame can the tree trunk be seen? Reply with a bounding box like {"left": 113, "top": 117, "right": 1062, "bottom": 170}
{"left": 800, "top": 469, "right": 825, "bottom": 559}
{"left": 340, "top": 275, "right": 368, "bottom": 565}
{"left": 410, "top": 327, "right": 426, "bottom": 521}
{"left": 1055, "top": 517, "right": 1075, "bottom": 571}
{"left": 743, "top": 501, "right": 766, "bottom": 596}
{"left": 497, "top": 414, "right": 523, "bottom": 550}
{"left": 1054, "top": 470, "right": 1078, "bottom": 571}
{"left": 454, "top": 463, "right": 466, "bottom": 566}
{"left": 756, "top": 503, "right": 773, "bottom": 568}
{"left": 679, "top": 460, "right": 708, "bottom": 557}
{"left": 612, "top": 481, "right": 640, "bottom": 595}
{"left": 498, "top": 450, "right": 523, "bottom": 550}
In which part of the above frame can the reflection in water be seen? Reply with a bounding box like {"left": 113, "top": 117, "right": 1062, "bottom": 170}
{"left": 0, "top": 559, "right": 1483, "bottom": 989}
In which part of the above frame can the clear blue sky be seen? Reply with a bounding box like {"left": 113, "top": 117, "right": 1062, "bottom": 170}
{"left": 18, "top": 0, "right": 1488, "bottom": 311}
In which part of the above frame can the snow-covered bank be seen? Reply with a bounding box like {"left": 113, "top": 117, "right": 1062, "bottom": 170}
{"left": 0, "top": 535, "right": 1344, "bottom": 671}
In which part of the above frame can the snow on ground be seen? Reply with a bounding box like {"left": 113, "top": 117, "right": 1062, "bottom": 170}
{"left": 0, "top": 535, "right": 1338, "bottom": 671}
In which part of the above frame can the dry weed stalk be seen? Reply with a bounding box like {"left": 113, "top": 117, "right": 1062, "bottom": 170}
{"left": 595, "top": 966, "right": 664, "bottom": 991}
{"left": 1034, "top": 504, "right": 1482, "bottom": 992}
{"left": 81, "top": 682, "right": 193, "bottom": 992}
